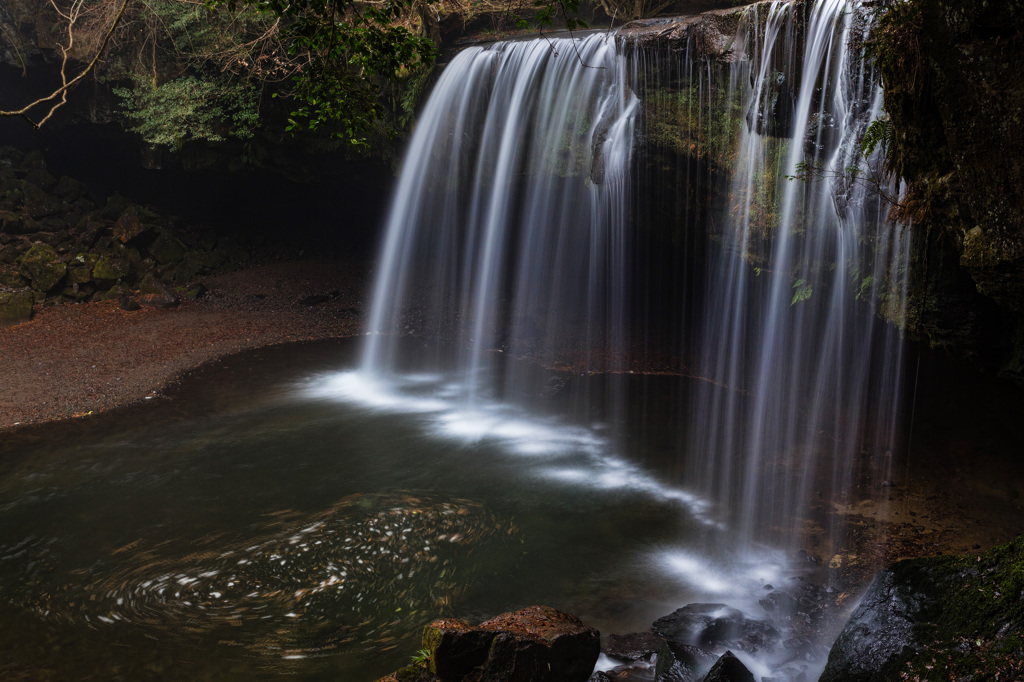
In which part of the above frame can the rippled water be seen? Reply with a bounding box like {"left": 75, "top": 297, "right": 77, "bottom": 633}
{"left": 0, "top": 339, "right": 808, "bottom": 680}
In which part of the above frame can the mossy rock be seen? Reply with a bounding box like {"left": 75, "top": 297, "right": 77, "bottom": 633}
{"left": 0, "top": 290, "right": 33, "bottom": 326}
{"left": 18, "top": 243, "right": 66, "bottom": 292}
{"left": 148, "top": 229, "right": 186, "bottom": 265}
{"left": 112, "top": 205, "right": 159, "bottom": 244}
{"left": 67, "top": 254, "right": 99, "bottom": 285}
{"left": 92, "top": 252, "right": 131, "bottom": 284}
{"left": 821, "top": 535, "right": 1024, "bottom": 680}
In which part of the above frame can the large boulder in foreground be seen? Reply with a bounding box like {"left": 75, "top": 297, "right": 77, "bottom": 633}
{"left": 381, "top": 606, "right": 600, "bottom": 682}
{"left": 821, "top": 535, "right": 1024, "bottom": 681}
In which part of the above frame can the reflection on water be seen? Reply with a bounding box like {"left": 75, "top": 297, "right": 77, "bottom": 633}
{"left": 0, "top": 340, "right": 804, "bottom": 680}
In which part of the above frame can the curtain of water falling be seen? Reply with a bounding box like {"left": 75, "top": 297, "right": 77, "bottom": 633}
{"left": 361, "top": 0, "right": 910, "bottom": 552}
{"left": 676, "top": 0, "right": 911, "bottom": 548}
{"left": 362, "top": 34, "right": 639, "bottom": 405}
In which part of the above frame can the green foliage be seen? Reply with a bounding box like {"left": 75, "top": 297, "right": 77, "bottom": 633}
{"left": 410, "top": 648, "right": 431, "bottom": 664}
{"left": 643, "top": 81, "right": 744, "bottom": 170}
{"left": 114, "top": 76, "right": 259, "bottom": 149}
{"left": 210, "top": 0, "right": 435, "bottom": 146}
{"left": 856, "top": 274, "right": 876, "bottom": 300}
{"left": 860, "top": 116, "right": 892, "bottom": 158}
{"left": 791, "top": 278, "right": 812, "bottom": 305}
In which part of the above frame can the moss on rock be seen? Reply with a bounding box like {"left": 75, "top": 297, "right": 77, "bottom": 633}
{"left": 822, "top": 535, "right": 1024, "bottom": 681}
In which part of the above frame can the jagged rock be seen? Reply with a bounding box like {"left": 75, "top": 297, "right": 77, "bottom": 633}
{"left": 100, "top": 193, "right": 131, "bottom": 221}
{"left": 822, "top": 535, "right": 1024, "bottom": 681}
{"left": 702, "top": 651, "right": 754, "bottom": 682}
{"left": 604, "top": 632, "right": 666, "bottom": 662}
{"left": 67, "top": 254, "right": 98, "bottom": 284}
{"left": 149, "top": 229, "right": 186, "bottom": 265}
{"left": 113, "top": 206, "right": 156, "bottom": 244}
{"left": 137, "top": 273, "right": 179, "bottom": 308}
{"left": 22, "top": 181, "right": 61, "bottom": 219}
{"left": 652, "top": 641, "right": 716, "bottom": 682}
{"left": 92, "top": 251, "right": 130, "bottom": 285}
{"left": 421, "top": 606, "right": 600, "bottom": 681}
{"left": 0, "top": 290, "right": 33, "bottom": 326}
{"left": 758, "top": 590, "right": 798, "bottom": 616}
{"left": 18, "top": 243, "right": 66, "bottom": 292}
{"left": 651, "top": 604, "right": 778, "bottom": 655}
{"left": 170, "top": 250, "right": 205, "bottom": 285}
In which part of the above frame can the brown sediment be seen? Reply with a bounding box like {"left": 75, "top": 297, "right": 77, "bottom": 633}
{"left": 0, "top": 258, "right": 367, "bottom": 431}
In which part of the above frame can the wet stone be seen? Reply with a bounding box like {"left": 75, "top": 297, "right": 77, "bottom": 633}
{"left": 653, "top": 641, "right": 716, "bottom": 682}
{"left": 703, "top": 651, "right": 754, "bottom": 682}
{"left": 651, "top": 604, "right": 778, "bottom": 655}
{"left": 604, "top": 632, "right": 666, "bottom": 662}
{"left": 423, "top": 605, "right": 600, "bottom": 681}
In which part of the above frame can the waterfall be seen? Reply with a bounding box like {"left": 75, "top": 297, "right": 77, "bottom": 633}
{"left": 666, "top": 0, "right": 910, "bottom": 549}
{"left": 362, "top": 34, "right": 638, "bottom": 402}
{"left": 345, "top": 0, "right": 909, "bottom": 567}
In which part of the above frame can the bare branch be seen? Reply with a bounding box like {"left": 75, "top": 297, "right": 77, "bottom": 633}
{"left": 0, "top": 0, "right": 132, "bottom": 128}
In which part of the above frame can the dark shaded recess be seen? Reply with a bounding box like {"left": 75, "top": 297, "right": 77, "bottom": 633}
{"left": 0, "top": 62, "right": 395, "bottom": 256}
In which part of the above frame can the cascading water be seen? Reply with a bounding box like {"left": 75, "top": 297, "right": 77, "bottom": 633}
{"left": 362, "top": 34, "right": 638, "bottom": 400}
{"left": 669, "top": 0, "right": 910, "bottom": 550}
{"left": 315, "top": 1, "right": 911, "bottom": 677}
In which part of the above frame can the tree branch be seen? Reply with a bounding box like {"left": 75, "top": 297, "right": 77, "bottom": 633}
{"left": 0, "top": 0, "right": 132, "bottom": 128}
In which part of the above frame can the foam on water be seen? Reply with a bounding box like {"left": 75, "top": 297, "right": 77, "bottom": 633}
{"left": 301, "top": 369, "right": 717, "bottom": 525}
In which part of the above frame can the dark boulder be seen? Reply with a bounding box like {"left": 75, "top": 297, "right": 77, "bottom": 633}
{"left": 19, "top": 243, "right": 66, "bottom": 292}
{"left": 652, "top": 604, "right": 778, "bottom": 655}
{"left": 92, "top": 251, "right": 131, "bottom": 285}
{"left": 421, "top": 605, "right": 600, "bottom": 682}
{"left": 822, "top": 535, "right": 1024, "bottom": 681}
{"left": 604, "top": 632, "right": 666, "bottom": 662}
{"left": 148, "top": 229, "right": 186, "bottom": 265}
{"left": 422, "top": 618, "right": 495, "bottom": 680}
{"left": 113, "top": 206, "right": 154, "bottom": 244}
{"left": 137, "top": 273, "right": 179, "bottom": 309}
{"left": 652, "top": 641, "right": 716, "bottom": 682}
{"left": 703, "top": 651, "right": 754, "bottom": 682}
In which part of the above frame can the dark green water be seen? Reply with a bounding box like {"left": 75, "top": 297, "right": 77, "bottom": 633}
{"left": 0, "top": 339, "right": 751, "bottom": 680}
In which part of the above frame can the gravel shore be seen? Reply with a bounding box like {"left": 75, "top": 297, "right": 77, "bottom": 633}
{"left": 0, "top": 258, "right": 367, "bottom": 431}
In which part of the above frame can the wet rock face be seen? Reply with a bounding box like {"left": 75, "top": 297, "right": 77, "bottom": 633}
{"left": 821, "top": 535, "right": 1024, "bottom": 680}
{"left": 702, "top": 651, "right": 754, "bottom": 682}
{"left": 879, "top": 0, "right": 1024, "bottom": 353}
{"left": 421, "top": 605, "right": 600, "bottom": 681}
{"left": 652, "top": 603, "right": 778, "bottom": 656}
